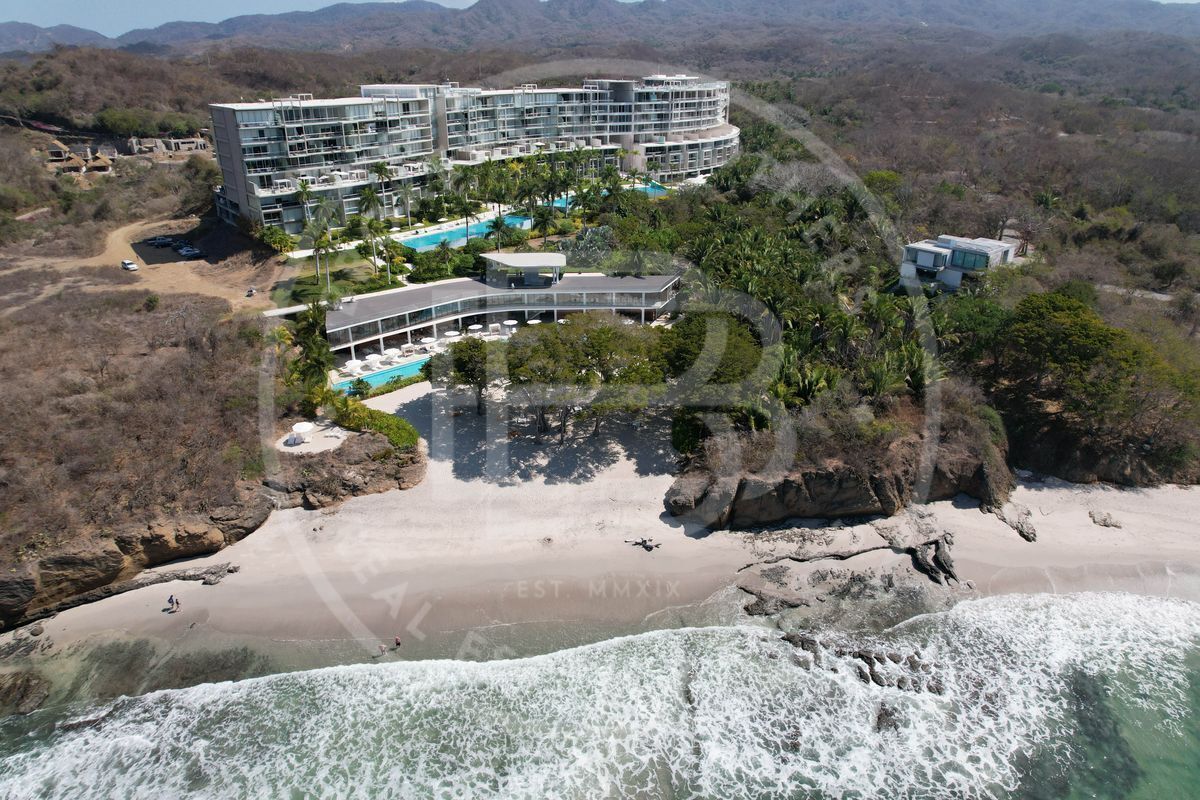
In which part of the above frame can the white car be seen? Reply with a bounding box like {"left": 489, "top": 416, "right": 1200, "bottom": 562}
{"left": 120, "top": 260, "right": 139, "bottom": 271}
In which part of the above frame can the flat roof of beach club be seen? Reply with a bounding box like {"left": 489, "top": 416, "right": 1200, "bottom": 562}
{"left": 325, "top": 274, "right": 680, "bottom": 331}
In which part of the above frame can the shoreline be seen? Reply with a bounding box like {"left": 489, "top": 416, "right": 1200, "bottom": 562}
{"left": 3, "top": 384, "right": 1200, "bottom": 710}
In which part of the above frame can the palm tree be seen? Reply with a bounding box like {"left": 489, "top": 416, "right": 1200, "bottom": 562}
{"left": 485, "top": 216, "right": 512, "bottom": 252}
{"left": 296, "top": 179, "right": 314, "bottom": 225}
{"left": 516, "top": 178, "right": 541, "bottom": 220}
{"left": 448, "top": 194, "right": 477, "bottom": 244}
{"left": 302, "top": 216, "right": 329, "bottom": 283}
{"left": 532, "top": 205, "right": 557, "bottom": 246}
{"left": 370, "top": 161, "right": 392, "bottom": 214}
{"left": 358, "top": 186, "right": 382, "bottom": 273}
{"left": 367, "top": 218, "right": 393, "bottom": 283}
{"left": 451, "top": 164, "right": 476, "bottom": 201}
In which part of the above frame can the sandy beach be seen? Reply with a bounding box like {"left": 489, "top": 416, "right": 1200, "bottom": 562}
{"left": 7, "top": 383, "right": 1200, "bottom": 692}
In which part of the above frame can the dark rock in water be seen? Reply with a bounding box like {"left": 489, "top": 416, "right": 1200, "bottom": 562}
{"left": 897, "top": 676, "right": 913, "bottom": 691}
{"left": 875, "top": 703, "right": 901, "bottom": 732}
{"left": 0, "top": 670, "right": 51, "bottom": 715}
{"left": 927, "top": 677, "right": 946, "bottom": 695}
{"left": 869, "top": 667, "right": 887, "bottom": 688}
{"left": 886, "top": 652, "right": 902, "bottom": 664}
{"left": 905, "top": 655, "right": 921, "bottom": 670}
{"left": 854, "top": 663, "right": 871, "bottom": 684}
{"left": 27, "top": 622, "right": 43, "bottom": 637}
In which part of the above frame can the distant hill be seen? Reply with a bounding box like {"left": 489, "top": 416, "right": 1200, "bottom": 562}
{"left": 0, "top": 21, "right": 113, "bottom": 52}
{"left": 3, "top": 0, "right": 1200, "bottom": 54}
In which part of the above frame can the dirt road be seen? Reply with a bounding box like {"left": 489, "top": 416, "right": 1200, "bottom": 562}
{"left": 21, "top": 218, "right": 280, "bottom": 312}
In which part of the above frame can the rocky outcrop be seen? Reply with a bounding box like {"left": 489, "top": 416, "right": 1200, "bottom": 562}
{"left": 780, "top": 633, "right": 945, "bottom": 695}
{"left": 668, "top": 436, "right": 1012, "bottom": 530}
{"left": 0, "top": 670, "right": 51, "bottom": 715}
{"left": 1, "top": 431, "right": 427, "bottom": 631}
{"left": 265, "top": 432, "right": 426, "bottom": 510}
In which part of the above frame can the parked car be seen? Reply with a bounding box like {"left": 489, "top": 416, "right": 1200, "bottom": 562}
{"left": 120, "top": 260, "right": 139, "bottom": 271}
{"left": 178, "top": 247, "right": 205, "bottom": 260}
{"left": 145, "top": 236, "right": 174, "bottom": 247}
{"left": 172, "top": 240, "right": 193, "bottom": 253}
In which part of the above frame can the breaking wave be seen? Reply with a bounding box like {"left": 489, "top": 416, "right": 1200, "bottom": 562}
{"left": 1, "top": 592, "right": 1198, "bottom": 799}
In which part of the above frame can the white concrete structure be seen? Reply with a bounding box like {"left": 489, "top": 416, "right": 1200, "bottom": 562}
{"left": 211, "top": 76, "right": 739, "bottom": 235}
{"left": 900, "top": 234, "right": 1018, "bottom": 290}
{"left": 324, "top": 274, "right": 680, "bottom": 360}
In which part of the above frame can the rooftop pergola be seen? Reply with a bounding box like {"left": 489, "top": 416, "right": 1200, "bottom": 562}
{"left": 482, "top": 252, "right": 567, "bottom": 288}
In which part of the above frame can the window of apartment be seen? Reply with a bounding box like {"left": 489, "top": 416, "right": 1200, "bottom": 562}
{"left": 950, "top": 250, "right": 989, "bottom": 270}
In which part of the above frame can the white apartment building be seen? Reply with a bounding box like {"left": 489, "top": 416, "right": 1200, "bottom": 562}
{"left": 211, "top": 75, "right": 739, "bottom": 235}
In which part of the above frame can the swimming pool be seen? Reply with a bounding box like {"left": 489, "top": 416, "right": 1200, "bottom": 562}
{"left": 334, "top": 357, "right": 430, "bottom": 392}
{"left": 635, "top": 181, "right": 669, "bottom": 198}
{"left": 548, "top": 183, "right": 669, "bottom": 210}
{"left": 399, "top": 216, "right": 531, "bottom": 252}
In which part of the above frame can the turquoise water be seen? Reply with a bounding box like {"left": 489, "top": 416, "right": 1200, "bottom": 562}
{"left": 636, "top": 181, "right": 669, "bottom": 198}
{"left": 399, "top": 215, "right": 531, "bottom": 251}
{"left": 334, "top": 357, "right": 430, "bottom": 391}
{"left": 550, "top": 182, "right": 669, "bottom": 209}
{"left": 2, "top": 593, "right": 1197, "bottom": 798}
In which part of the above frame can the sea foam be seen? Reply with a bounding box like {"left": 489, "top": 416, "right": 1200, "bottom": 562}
{"left": 1, "top": 592, "right": 1197, "bottom": 799}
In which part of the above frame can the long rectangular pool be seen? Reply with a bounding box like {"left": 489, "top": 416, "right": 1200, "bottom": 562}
{"left": 399, "top": 216, "right": 531, "bottom": 252}
{"left": 334, "top": 357, "right": 431, "bottom": 392}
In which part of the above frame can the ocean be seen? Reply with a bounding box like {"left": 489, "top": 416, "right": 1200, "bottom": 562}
{"left": 1, "top": 592, "right": 1197, "bottom": 799}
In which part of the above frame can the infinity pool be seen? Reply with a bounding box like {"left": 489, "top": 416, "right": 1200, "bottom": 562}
{"left": 334, "top": 357, "right": 430, "bottom": 392}
{"left": 399, "top": 216, "right": 531, "bottom": 251}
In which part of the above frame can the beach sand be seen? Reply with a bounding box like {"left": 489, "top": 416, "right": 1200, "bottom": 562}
{"left": 9, "top": 383, "right": 1200, "bottom": 688}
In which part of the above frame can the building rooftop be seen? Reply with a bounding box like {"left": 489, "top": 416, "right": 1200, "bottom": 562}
{"left": 211, "top": 96, "right": 376, "bottom": 111}
{"left": 481, "top": 253, "right": 566, "bottom": 269}
{"left": 326, "top": 274, "right": 679, "bottom": 331}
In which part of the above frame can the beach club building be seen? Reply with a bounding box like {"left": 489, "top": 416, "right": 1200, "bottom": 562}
{"left": 210, "top": 75, "right": 739, "bottom": 235}
{"left": 323, "top": 253, "right": 680, "bottom": 363}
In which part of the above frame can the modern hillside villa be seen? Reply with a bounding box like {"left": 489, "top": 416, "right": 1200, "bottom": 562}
{"left": 211, "top": 75, "right": 739, "bottom": 235}
{"left": 899, "top": 234, "right": 1018, "bottom": 290}
{"left": 325, "top": 253, "right": 680, "bottom": 363}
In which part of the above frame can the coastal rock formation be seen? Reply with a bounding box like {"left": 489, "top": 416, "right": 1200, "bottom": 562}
{"left": 668, "top": 436, "right": 1011, "bottom": 530}
{"left": 780, "top": 632, "right": 945, "bottom": 695}
{"left": 0, "top": 431, "right": 427, "bottom": 631}
{"left": 0, "top": 670, "right": 51, "bottom": 715}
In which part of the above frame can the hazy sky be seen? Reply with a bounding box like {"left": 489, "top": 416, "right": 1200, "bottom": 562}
{"left": 4, "top": 0, "right": 1196, "bottom": 38}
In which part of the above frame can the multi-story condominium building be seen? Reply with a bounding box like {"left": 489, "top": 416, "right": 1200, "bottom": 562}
{"left": 211, "top": 75, "right": 739, "bottom": 235}
{"left": 899, "top": 234, "right": 1018, "bottom": 290}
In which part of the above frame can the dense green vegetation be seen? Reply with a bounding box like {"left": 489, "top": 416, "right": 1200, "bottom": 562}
{"left": 283, "top": 302, "right": 418, "bottom": 450}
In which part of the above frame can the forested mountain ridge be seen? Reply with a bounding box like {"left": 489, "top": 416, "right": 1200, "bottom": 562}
{"left": 4, "top": 0, "right": 1200, "bottom": 54}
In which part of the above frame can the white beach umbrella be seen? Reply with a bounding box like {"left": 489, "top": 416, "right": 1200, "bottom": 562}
{"left": 420, "top": 337, "right": 436, "bottom": 345}
{"left": 526, "top": 319, "right": 542, "bottom": 326}
{"left": 468, "top": 324, "right": 484, "bottom": 331}
{"left": 503, "top": 319, "right": 519, "bottom": 327}
{"left": 344, "top": 359, "right": 363, "bottom": 370}
{"left": 443, "top": 330, "right": 461, "bottom": 339}
{"left": 365, "top": 353, "right": 384, "bottom": 363}
{"left": 384, "top": 348, "right": 402, "bottom": 357}
{"left": 291, "top": 422, "right": 315, "bottom": 435}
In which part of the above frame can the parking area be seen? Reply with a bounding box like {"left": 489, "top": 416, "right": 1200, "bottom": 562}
{"left": 128, "top": 239, "right": 208, "bottom": 266}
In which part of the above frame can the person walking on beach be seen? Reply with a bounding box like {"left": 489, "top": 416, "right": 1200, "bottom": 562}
{"left": 393, "top": 635, "right": 403, "bottom": 650}
{"left": 173, "top": 597, "right": 181, "bottom": 613}
{"left": 166, "top": 594, "right": 175, "bottom": 612}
